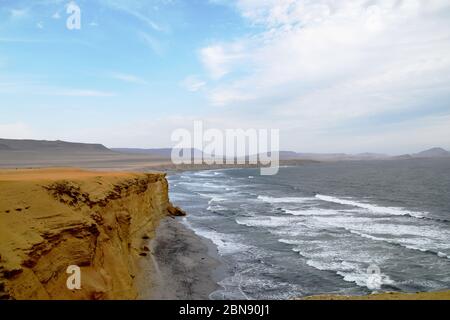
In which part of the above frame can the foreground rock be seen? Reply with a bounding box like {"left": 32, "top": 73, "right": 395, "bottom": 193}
{"left": 0, "top": 168, "right": 175, "bottom": 300}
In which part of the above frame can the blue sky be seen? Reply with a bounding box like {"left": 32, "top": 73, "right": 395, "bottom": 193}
{"left": 1, "top": 0, "right": 450, "bottom": 154}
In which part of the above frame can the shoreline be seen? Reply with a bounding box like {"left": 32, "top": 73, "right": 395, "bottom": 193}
{"left": 136, "top": 217, "right": 227, "bottom": 300}
{"left": 138, "top": 166, "right": 450, "bottom": 301}
{"left": 139, "top": 216, "right": 450, "bottom": 301}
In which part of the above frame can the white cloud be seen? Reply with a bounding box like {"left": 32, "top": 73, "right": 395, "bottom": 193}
{"left": 201, "top": 46, "right": 230, "bottom": 79}
{"left": 200, "top": 0, "right": 450, "bottom": 134}
{"left": 200, "top": 43, "right": 247, "bottom": 79}
{"left": 287, "top": 113, "right": 450, "bottom": 154}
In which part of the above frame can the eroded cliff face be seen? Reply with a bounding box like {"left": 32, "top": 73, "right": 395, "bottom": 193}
{"left": 0, "top": 168, "right": 183, "bottom": 300}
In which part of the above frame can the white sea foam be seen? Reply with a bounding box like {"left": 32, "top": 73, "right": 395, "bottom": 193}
{"left": 258, "top": 195, "right": 316, "bottom": 204}
{"left": 284, "top": 208, "right": 348, "bottom": 216}
{"left": 197, "top": 192, "right": 239, "bottom": 204}
{"left": 339, "top": 270, "right": 395, "bottom": 290}
{"left": 180, "top": 181, "right": 223, "bottom": 187}
{"left": 236, "top": 216, "right": 300, "bottom": 228}
{"left": 194, "top": 170, "right": 223, "bottom": 177}
{"left": 281, "top": 237, "right": 396, "bottom": 290}
{"left": 304, "top": 258, "right": 396, "bottom": 290}
{"left": 208, "top": 195, "right": 227, "bottom": 204}
{"left": 207, "top": 204, "right": 227, "bottom": 212}
{"left": 349, "top": 230, "right": 450, "bottom": 260}
{"left": 438, "top": 252, "right": 450, "bottom": 259}
{"left": 307, "top": 214, "right": 450, "bottom": 259}
{"left": 316, "top": 194, "right": 427, "bottom": 219}
{"left": 183, "top": 222, "right": 250, "bottom": 255}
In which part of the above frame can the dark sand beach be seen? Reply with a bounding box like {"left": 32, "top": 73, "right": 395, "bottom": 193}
{"left": 137, "top": 218, "right": 226, "bottom": 300}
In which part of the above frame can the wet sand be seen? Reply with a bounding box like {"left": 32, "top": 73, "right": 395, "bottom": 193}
{"left": 137, "top": 218, "right": 226, "bottom": 300}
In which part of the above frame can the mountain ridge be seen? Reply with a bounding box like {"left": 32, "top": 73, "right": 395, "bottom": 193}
{"left": 0, "top": 138, "right": 112, "bottom": 153}
{"left": 1, "top": 138, "right": 448, "bottom": 161}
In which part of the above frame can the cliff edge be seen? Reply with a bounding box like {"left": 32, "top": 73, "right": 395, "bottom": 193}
{"left": 0, "top": 168, "right": 183, "bottom": 300}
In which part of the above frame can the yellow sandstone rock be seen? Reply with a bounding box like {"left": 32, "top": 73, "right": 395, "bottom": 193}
{"left": 0, "top": 168, "right": 174, "bottom": 300}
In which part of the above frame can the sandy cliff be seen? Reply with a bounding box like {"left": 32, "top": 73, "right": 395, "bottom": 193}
{"left": 0, "top": 168, "right": 183, "bottom": 300}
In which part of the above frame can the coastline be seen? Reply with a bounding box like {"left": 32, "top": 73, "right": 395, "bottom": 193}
{"left": 138, "top": 216, "right": 450, "bottom": 301}
{"left": 140, "top": 166, "right": 450, "bottom": 301}
{"left": 136, "top": 217, "right": 226, "bottom": 300}
{"left": 1, "top": 165, "right": 448, "bottom": 300}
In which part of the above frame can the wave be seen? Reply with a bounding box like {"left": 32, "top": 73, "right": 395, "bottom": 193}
{"left": 284, "top": 208, "right": 350, "bottom": 216}
{"left": 207, "top": 204, "right": 227, "bottom": 212}
{"left": 236, "top": 216, "right": 298, "bottom": 228}
{"left": 193, "top": 170, "right": 223, "bottom": 177}
{"left": 196, "top": 192, "right": 225, "bottom": 204}
{"left": 279, "top": 239, "right": 396, "bottom": 290}
{"left": 182, "top": 221, "right": 250, "bottom": 255}
{"left": 315, "top": 194, "right": 428, "bottom": 219}
{"left": 349, "top": 230, "right": 450, "bottom": 261}
{"left": 238, "top": 209, "right": 450, "bottom": 262}
{"left": 179, "top": 181, "right": 225, "bottom": 189}
{"left": 258, "top": 195, "right": 316, "bottom": 204}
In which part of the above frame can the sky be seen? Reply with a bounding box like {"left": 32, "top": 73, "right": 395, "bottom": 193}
{"left": 1, "top": 0, "right": 450, "bottom": 154}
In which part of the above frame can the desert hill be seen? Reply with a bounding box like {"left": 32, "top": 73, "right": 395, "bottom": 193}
{"left": 0, "top": 138, "right": 112, "bottom": 153}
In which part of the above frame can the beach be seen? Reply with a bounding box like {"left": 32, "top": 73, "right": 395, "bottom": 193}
{"left": 137, "top": 217, "right": 225, "bottom": 300}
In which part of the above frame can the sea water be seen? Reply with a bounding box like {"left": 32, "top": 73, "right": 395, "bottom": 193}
{"left": 168, "top": 159, "right": 450, "bottom": 299}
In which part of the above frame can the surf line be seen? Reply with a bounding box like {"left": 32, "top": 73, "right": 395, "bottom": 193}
{"left": 179, "top": 305, "right": 214, "bottom": 318}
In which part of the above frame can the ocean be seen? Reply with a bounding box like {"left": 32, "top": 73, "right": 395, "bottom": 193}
{"left": 168, "top": 159, "right": 450, "bottom": 300}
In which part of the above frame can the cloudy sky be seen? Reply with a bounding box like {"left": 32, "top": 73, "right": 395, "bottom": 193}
{"left": 1, "top": 0, "right": 449, "bottom": 154}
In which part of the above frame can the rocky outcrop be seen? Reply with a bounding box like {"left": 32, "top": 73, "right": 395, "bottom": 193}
{"left": 0, "top": 168, "right": 176, "bottom": 300}
{"left": 167, "top": 205, "right": 186, "bottom": 217}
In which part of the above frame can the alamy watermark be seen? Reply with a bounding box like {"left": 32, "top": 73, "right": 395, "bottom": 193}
{"left": 66, "top": 265, "right": 81, "bottom": 290}
{"left": 66, "top": 2, "right": 81, "bottom": 30}
{"left": 171, "top": 121, "right": 280, "bottom": 176}
{"left": 366, "top": 264, "right": 384, "bottom": 291}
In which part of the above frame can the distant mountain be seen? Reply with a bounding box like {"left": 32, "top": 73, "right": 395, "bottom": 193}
{"left": 412, "top": 147, "right": 450, "bottom": 158}
{"left": 280, "top": 149, "right": 450, "bottom": 161}
{"left": 392, "top": 154, "right": 414, "bottom": 160}
{"left": 111, "top": 148, "right": 171, "bottom": 156}
{"left": 278, "top": 151, "right": 302, "bottom": 160}
{"left": 3, "top": 138, "right": 448, "bottom": 162}
{"left": 278, "top": 151, "right": 389, "bottom": 161}
{"left": 111, "top": 148, "right": 204, "bottom": 159}
{"left": 0, "top": 138, "right": 112, "bottom": 153}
